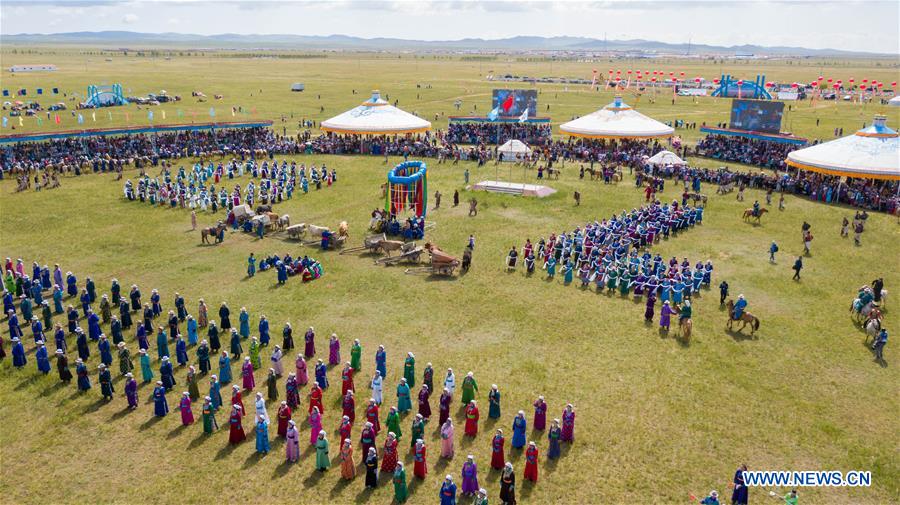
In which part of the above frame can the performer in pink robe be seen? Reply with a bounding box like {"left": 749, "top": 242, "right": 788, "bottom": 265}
{"left": 241, "top": 357, "right": 255, "bottom": 390}
{"left": 179, "top": 392, "right": 194, "bottom": 425}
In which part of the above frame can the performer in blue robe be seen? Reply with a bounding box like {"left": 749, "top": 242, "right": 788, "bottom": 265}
{"left": 186, "top": 316, "right": 198, "bottom": 345}
{"left": 76, "top": 329, "right": 90, "bottom": 361}
{"left": 153, "top": 382, "right": 169, "bottom": 416}
{"left": 98, "top": 336, "right": 113, "bottom": 366}
{"left": 209, "top": 376, "right": 223, "bottom": 411}
{"left": 75, "top": 359, "right": 91, "bottom": 390}
{"left": 99, "top": 364, "right": 114, "bottom": 400}
{"left": 256, "top": 417, "right": 270, "bottom": 454}
{"left": 110, "top": 317, "right": 123, "bottom": 345}
{"left": 54, "top": 326, "right": 67, "bottom": 352}
{"left": 511, "top": 412, "right": 527, "bottom": 449}
{"left": 375, "top": 346, "right": 387, "bottom": 379}
{"left": 66, "top": 273, "right": 78, "bottom": 297}
{"left": 239, "top": 309, "right": 250, "bottom": 339}
{"left": 258, "top": 316, "right": 270, "bottom": 346}
{"left": 52, "top": 286, "right": 64, "bottom": 314}
{"left": 175, "top": 336, "right": 188, "bottom": 366}
{"left": 11, "top": 337, "right": 26, "bottom": 368}
{"left": 35, "top": 342, "right": 51, "bottom": 373}
{"left": 315, "top": 360, "right": 329, "bottom": 389}
{"left": 87, "top": 311, "right": 101, "bottom": 341}
{"left": 160, "top": 357, "right": 176, "bottom": 390}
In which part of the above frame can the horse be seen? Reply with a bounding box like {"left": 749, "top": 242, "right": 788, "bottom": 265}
{"left": 679, "top": 317, "right": 693, "bottom": 342}
{"left": 726, "top": 299, "right": 760, "bottom": 335}
{"left": 255, "top": 204, "right": 272, "bottom": 214}
{"left": 865, "top": 316, "right": 882, "bottom": 343}
{"left": 201, "top": 222, "right": 226, "bottom": 244}
{"left": 850, "top": 298, "right": 877, "bottom": 322}
{"left": 742, "top": 207, "right": 768, "bottom": 223}
{"left": 276, "top": 214, "right": 290, "bottom": 231}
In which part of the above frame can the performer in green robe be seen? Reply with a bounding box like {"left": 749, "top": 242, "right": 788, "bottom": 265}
{"left": 488, "top": 385, "right": 501, "bottom": 419}
{"left": 393, "top": 463, "right": 409, "bottom": 503}
{"left": 350, "top": 339, "right": 362, "bottom": 371}
{"left": 139, "top": 349, "right": 153, "bottom": 383}
{"left": 202, "top": 396, "right": 218, "bottom": 434}
{"left": 461, "top": 372, "right": 478, "bottom": 405}
{"left": 410, "top": 414, "right": 426, "bottom": 449}
{"left": 386, "top": 406, "right": 402, "bottom": 440}
{"left": 619, "top": 271, "right": 632, "bottom": 295}
{"left": 403, "top": 352, "right": 416, "bottom": 387}
{"left": 315, "top": 431, "right": 331, "bottom": 470}
{"left": 397, "top": 378, "right": 412, "bottom": 413}
{"left": 249, "top": 337, "right": 261, "bottom": 370}
{"left": 606, "top": 269, "right": 618, "bottom": 291}
{"left": 117, "top": 343, "right": 134, "bottom": 376}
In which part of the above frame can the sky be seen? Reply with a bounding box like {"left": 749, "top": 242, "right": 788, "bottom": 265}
{"left": 1, "top": 0, "right": 898, "bottom": 54}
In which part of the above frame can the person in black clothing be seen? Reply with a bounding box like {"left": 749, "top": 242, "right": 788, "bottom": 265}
{"left": 792, "top": 257, "right": 803, "bottom": 281}
{"left": 719, "top": 280, "right": 730, "bottom": 305}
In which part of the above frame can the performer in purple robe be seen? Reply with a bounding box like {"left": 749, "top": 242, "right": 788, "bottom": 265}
{"left": 644, "top": 292, "right": 657, "bottom": 323}
{"left": 124, "top": 373, "right": 138, "bottom": 409}
{"left": 241, "top": 357, "right": 255, "bottom": 390}
{"left": 461, "top": 455, "right": 479, "bottom": 496}
{"left": 561, "top": 404, "right": 575, "bottom": 442}
{"left": 532, "top": 396, "right": 547, "bottom": 431}
{"left": 304, "top": 327, "right": 316, "bottom": 358}
{"left": 328, "top": 334, "right": 340, "bottom": 366}
{"left": 659, "top": 300, "right": 673, "bottom": 331}
{"left": 438, "top": 388, "right": 452, "bottom": 425}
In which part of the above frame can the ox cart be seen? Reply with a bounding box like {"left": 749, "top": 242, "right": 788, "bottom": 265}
{"left": 404, "top": 244, "right": 460, "bottom": 276}
{"left": 374, "top": 242, "right": 424, "bottom": 265}
{"left": 340, "top": 233, "right": 386, "bottom": 255}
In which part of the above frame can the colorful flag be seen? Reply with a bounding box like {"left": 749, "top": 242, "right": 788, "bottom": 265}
{"left": 209, "top": 107, "right": 216, "bottom": 117}
{"left": 55, "top": 114, "right": 61, "bottom": 124}
{"left": 18, "top": 116, "right": 23, "bottom": 127}
{"left": 37, "top": 117, "right": 43, "bottom": 126}
{"left": 501, "top": 93, "right": 515, "bottom": 113}
{"left": 232, "top": 107, "right": 236, "bottom": 117}
{"left": 518, "top": 107, "right": 529, "bottom": 123}
{"left": 177, "top": 109, "right": 184, "bottom": 118}
{"left": 1, "top": 117, "right": 7, "bottom": 128}
{"left": 487, "top": 106, "right": 500, "bottom": 122}
{"left": 108, "top": 111, "right": 113, "bottom": 121}
{"left": 148, "top": 110, "right": 154, "bottom": 121}
{"left": 125, "top": 112, "right": 130, "bottom": 121}
{"left": 92, "top": 111, "right": 96, "bottom": 122}
{"left": 590, "top": 70, "right": 598, "bottom": 90}
{"left": 161, "top": 110, "right": 166, "bottom": 120}
{"left": 77, "top": 114, "right": 84, "bottom": 124}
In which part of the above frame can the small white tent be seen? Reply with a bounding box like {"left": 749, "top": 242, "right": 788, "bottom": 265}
{"left": 646, "top": 150, "right": 686, "bottom": 166}
{"left": 497, "top": 139, "right": 532, "bottom": 161}
{"left": 889, "top": 95, "right": 900, "bottom": 107}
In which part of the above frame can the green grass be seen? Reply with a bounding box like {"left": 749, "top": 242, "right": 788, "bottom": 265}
{"left": 0, "top": 51, "right": 898, "bottom": 505}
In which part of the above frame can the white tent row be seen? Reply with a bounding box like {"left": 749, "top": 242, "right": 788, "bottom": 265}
{"left": 320, "top": 90, "right": 431, "bottom": 135}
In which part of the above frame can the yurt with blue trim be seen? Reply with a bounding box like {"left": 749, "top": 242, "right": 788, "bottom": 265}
{"left": 786, "top": 115, "right": 900, "bottom": 180}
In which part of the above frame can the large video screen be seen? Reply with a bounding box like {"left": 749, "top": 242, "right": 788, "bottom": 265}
{"left": 729, "top": 99, "right": 784, "bottom": 134}
{"left": 491, "top": 89, "right": 537, "bottom": 117}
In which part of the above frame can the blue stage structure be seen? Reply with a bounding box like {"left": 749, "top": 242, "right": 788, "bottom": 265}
{"left": 711, "top": 75, "right": 772, "bottom": 100}
{"left": 85, "top": 84, "right": 128, "bottom": 107}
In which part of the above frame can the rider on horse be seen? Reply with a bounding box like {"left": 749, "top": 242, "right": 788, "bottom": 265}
{"left": 678, "top": 300, "right": 692, "bottom": 323}
{"left": 752, "top": 200, "right": 761, "bottom": 217}
{"left": 732, "top": 294, "right": 748, "bottom": 320}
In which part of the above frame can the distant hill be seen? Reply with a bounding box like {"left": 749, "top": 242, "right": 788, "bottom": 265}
{"left": 0, "top": 31, "right": 890, "bottom": 57}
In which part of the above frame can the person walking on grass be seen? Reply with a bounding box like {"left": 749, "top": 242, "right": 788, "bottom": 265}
{"left": 792, "top": 256, "right": 803, "bottom": 281}
{"left": 769, "top": 241, "right": 779, "bottom": 263}
{"left": 872, "top": 328, "right": 887, "bottom": 363}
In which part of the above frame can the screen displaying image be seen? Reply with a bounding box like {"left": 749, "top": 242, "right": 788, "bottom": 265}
{"left": 491, "top": 89, "right": 538, "bottom": 117}
{"left": 729, "top": 99, "right": 785, "bottom": 134}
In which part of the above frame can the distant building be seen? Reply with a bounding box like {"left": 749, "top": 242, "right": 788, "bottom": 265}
{"left": 8, "top": 64, "right": 57, "bottom": 73}
{"left": 291, "top": 83, "right": 305, "bottom": 92}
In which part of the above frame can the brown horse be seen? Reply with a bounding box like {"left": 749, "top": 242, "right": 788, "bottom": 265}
{"left": 201, "top": 222, "right": 226, "bottom": 244}
{"left": 742, "top": 207, "right": 768, "bottom": 223}
{"left": 726, "top": 299, "right": 761, "bottom": 335}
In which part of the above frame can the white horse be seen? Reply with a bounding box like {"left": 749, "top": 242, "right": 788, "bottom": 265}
{"left": 850, "top": 298, "right": 876, "bottom": 322}
{"left": 865, "top": 317, "right": 882, "bottom": 343}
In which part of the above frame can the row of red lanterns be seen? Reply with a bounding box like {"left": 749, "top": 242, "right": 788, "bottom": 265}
{"left": 601, "top": 69, "right": 896, "bottom": 88}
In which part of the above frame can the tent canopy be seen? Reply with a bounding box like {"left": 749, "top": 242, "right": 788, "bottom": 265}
{"left": 497, "top": 139, "right": 532, "bottom": 158}
{"left": 560, "top": 95, "right": 674, "bottom": 139}
{"left": 889, "top": 96, "right": 900, "bottom": 107}
{"left": 786, "top": 115, "right": 900, "bottom": 180}
{"left": 321, "top": 90, "right": 431, "bottom": 135}
{"left": 646, "top": 150, "right": 686, "bottom": 166}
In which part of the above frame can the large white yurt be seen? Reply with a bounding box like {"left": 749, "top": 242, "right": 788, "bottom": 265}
{"left": 320, "top": 90, "right": 431, "bottom": 135}
{"left": 560, "top": 95, "right": 674, "bottom": 139}
{"left": 786, "top": 115, "right": 900, "bottom": 180}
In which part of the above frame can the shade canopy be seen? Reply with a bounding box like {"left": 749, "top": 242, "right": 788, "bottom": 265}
{"left": 889, "top": 96, "right": 900, "bottom": 107}
{"left": 560, "top": 95, "right": 674, "bottom": 139}
{"left": 320, "top": 91, "right": 431, "bottom": 135}
{"left": 785, "top": 115, "right": 900, "bottom": 180}
{"left": 646, "top": 150, "right": 686, "bottom": 166}
{"left": 497, "top": 139, "right": 532, "bottom": 159}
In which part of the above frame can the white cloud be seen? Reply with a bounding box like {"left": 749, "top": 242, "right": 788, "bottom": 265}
{"left": 122, "top": 13, "right": 138, "bottom": 24}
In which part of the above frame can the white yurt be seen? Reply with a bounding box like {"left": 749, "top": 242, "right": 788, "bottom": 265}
{"left": 888, "top": 95, "right": 900, "bottom": 107}
{"left": 321, "top": 90, "right": 431, "bottom": 135}
{"left": 560, "top": 95, "right": 674, "bottom": 139}
{"left": 785, "top": 115, "right": 900, "bottom": 180}
{"left": 497, "top": 139, "right": 532, "bottom": 161}
{"left": 646, "top": 150, "right": 686, "bottom": 166}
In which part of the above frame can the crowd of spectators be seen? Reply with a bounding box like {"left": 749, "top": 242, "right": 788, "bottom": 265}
{"left": 694, "top": 134, "right": 800, "bottom": 170}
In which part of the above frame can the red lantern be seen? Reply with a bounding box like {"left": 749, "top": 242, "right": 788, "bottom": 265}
{"left": 627, "top": 70, "right": 632, "bottom": 74}
{"left": 892, "top": 81, "right": 897, "bottom": 86}
{"left": 818, "top": 76, "right": 823, "bottom": 81}
{"left": 827, "top": 78, "right": 833, "bottom": 83}
{"left": 832, "top": 84, "right": 839, "bottom": 89}
{"left": 849, "top": 78, "right": 855, "bottom": 83}
{"left": 862, "top": 79, "right": 868, "bottom": 83}
{"left": 860, "top": 84, "right": 867, "bottom": 90}
{"left": 694, "top": 77, "right": 701, "bottom": 83}
{"left": 617, "top": 70, "right": 621, "bottom": 74}
{"left": 608, "top": 69, "right": 613, "bottom": 74}
{"left": 669, "top": 72, "right": 674, "bottom": 76}
{"left": 680, "top": 71, "right": 685, "bottom": 76}
{"left": 651, "top": 77, "right": 657, "bottom": 82}
{"left": 791, "top": 82, "right": 798, "bottom": 88}
{"left": 878, "top": 83, "right": 884, "bottom": 87}
{"left": 837, "top": 80, "right": 842, "bottom": 84}
{"left": 737, "top": 80, "right": 744, "bottom": 85}
{"left": 713, "top": 79, "right": 720, "bottom": 84}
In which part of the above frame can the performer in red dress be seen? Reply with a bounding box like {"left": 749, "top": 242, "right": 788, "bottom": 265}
{"left": 464, "top": 400, "right": 479, "bottom": 437}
